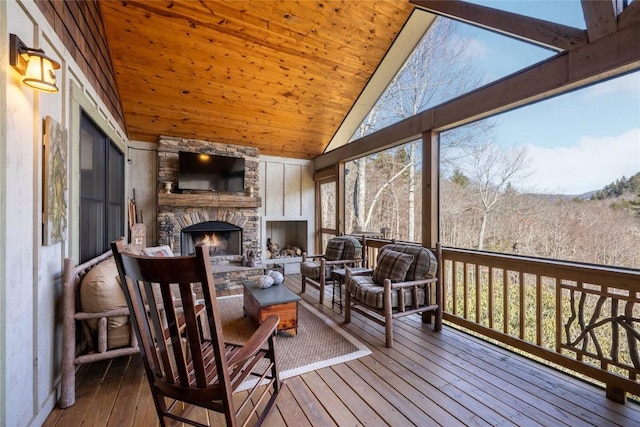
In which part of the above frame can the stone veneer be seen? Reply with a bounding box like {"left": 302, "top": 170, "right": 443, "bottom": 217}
{"left": 157, "top": 135, "right": 260, "bottom": 260}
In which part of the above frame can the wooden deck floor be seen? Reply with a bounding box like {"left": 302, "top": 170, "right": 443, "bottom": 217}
{"left": 44, "top": 274, "right": 640, "bottom": 427}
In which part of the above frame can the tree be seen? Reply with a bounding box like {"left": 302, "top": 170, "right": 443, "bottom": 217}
{"left": 363, "top": 160, "right": 412, "bottom": 230}
{"left": 349, "top": 158, "right": 367, "bottom": 231}
{"left": 346, "top": 18, "right": 492, "bottom": 239}
{"left": 461, "top": 143, "right": 531, "bottom": 250}
{"left": 451, "top": 168, "right": 470, "bottom": 187}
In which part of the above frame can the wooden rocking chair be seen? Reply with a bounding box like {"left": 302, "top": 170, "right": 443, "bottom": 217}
{"left": 111, "top": 239, "right": 283, "bottom": 427}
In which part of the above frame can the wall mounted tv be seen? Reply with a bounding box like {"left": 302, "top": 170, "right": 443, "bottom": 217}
{"left": 178, "top": 151, "right": 245, "bottom": 192}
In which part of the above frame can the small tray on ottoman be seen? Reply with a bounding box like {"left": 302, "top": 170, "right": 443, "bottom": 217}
{"left": 243, "top": 281, "right": 301, "bottom": 335}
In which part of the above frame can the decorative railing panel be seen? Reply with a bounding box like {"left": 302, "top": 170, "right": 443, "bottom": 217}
{"left": 441, "top": 247, "right": 640, "bottom": 401}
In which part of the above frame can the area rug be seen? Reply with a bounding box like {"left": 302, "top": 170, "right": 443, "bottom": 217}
{"left": 216, "top": 294, "right": 370, "bottom": 383}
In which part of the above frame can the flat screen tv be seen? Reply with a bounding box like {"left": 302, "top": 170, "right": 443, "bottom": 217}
{"left": 178, "top": 151, "right": 245, "bottom": 192}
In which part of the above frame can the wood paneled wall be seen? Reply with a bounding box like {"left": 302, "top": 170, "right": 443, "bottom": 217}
{"left": 35, "top": 0, "right": 126, "bottom": 132}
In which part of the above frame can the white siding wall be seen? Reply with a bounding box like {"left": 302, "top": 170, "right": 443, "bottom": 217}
{"left": 1, "top": 1, "right": 128, "bottom": 425}
{"left": 259, "top": 156, "right": 315, "bottom": 273}
{"left": 128, "top": 140, "right": 159, "bottom": 245}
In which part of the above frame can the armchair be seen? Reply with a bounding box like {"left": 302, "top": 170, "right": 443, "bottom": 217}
{"left": 344, "top": 242, "right": 442, "bottom": 348}
{"left": 300, "top": 235, "right": 364, "bottom": 304}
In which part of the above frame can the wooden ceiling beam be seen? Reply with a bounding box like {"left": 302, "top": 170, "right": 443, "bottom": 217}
{"left": 580, "top": 0, "right": 618, "bottom": 41}
{"left": 315, "top": 19, "right": 640, "bottom": 170}
{"left": 125, "top": 117, "right": 335, "bottom": 142}
{"left": 619, "top": 0, "right": 640, "bottom": 29}
{"left": 410, "top": 0, "right": 588, "bottom": 51}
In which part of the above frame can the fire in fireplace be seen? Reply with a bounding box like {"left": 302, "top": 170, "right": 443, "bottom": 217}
{"left": 181, "top": 221, "right": 242, "bottom": 257}
{"left": 195, "top": 232, "right": 231, "bottom": 255}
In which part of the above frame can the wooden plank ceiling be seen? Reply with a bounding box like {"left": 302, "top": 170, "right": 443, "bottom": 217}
{"left": 100, "top": 1, "right": 415, "bottom": 159}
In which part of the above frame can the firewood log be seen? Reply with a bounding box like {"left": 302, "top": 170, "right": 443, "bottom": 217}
{"left": 267, "top": 237, "right": 280, "bottom": 252}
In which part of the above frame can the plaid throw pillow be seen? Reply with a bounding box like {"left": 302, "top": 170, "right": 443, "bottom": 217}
{"left": 324, "top": 239, "right": 345, "bottom": 261}
{"left": 372, "top": 250, "right": 414, "bottom": 285}
{"left": 378, "top": 244, "right": 437, "bottom": 281}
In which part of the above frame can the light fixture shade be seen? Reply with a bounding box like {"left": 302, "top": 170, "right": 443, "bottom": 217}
{"left": 23, "top": 52, "right": 60, "bottom": 93}
{"left": 9, "top": 33, "right": 61, "bottom": 93}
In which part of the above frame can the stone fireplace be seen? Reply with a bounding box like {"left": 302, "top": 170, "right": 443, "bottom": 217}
{"left": 156, "top": 136, "right": 312, "bottom": 278}
{"left": 156, "top": 136, "right": 261, "bottom": 262}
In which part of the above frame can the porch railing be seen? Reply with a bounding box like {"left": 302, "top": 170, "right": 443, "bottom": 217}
{"left": 359, "top": 237, "right": 640, "bottom": 402}
{"left": 443, "top": 247, "right": 640, "bottom": 402}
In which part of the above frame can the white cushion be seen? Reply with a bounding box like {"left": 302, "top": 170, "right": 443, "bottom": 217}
{"left": 141, "top": 245, "right": 174, "bottom": 257}
{"left": 80, "top": 258, "right": 129, "bottom": 350}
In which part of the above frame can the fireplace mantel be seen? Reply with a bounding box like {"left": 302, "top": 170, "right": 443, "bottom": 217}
{"left": 158, "top": 193, "right": 262, "bottom": 208}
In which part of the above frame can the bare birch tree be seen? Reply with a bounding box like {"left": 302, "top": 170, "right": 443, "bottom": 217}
{"left": 363, "top": 161, "right": 412, "bottom": 229}
{"left": 347, "top": 18, "right": 492, "bottom": 240}
{"left": 461, "top": 143, "right": 531, "bottom": 249}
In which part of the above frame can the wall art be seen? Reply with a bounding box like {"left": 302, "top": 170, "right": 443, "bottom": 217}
{"left": 43, "top": 115, "right": 68, "bottom": 245}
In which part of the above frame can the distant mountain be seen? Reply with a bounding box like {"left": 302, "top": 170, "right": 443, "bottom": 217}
{"left": 586, "top": 172, "right": 640, "bottom": 215}
{"left": 590, "top": 172, "right": 640, "bottom": 201}
{"left": 576, "top": 190, "right": 597, "bottom": 200}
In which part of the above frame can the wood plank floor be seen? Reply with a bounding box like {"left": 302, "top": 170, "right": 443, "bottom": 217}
{"left": 44, "top": 274, "right": 640, "bottom": 427}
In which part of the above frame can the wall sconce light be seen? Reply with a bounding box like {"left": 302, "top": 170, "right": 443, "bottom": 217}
{"left": 9, "top": 33, "right": 60, "bottom": 93}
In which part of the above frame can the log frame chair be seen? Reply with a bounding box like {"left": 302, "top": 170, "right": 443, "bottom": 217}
{"left": 59, "top": 250, "right": 139, "bottom": 408}
{"left": 300, "top": 234, "right": 365, "bottom": 305}
{"left": 344, "top": 242, "right": 443, "bottom": 348}
{"left": 111, "top": 239, "right": 283, "bottom": 427}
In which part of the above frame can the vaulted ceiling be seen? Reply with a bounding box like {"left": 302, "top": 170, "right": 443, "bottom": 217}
{"left": 100, "top": 1, "right": 416, "bottom": 159}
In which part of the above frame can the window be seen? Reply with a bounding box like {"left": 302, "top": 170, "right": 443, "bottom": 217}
{"left": 318, "top": 179, "right": 338, "bottom": 251}
{"left": 344, "top": 140, "right": 422, "bottom": 242}
{"left": 79, "top": 112, "right": 124, "bottom": 262}
{"left": 349, "top": 15, "right": 553, "bottom": 142}
{"left": 439, "top": 72, "right": 640, "bottom": 269}
{"left": 467, "top": 0, "right": 585, "bottom": 28}
{"left": 339, "top": 4, "right": 638, "bottom": 270}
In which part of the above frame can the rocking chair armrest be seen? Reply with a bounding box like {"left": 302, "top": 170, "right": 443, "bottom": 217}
{"left": 227, "top": 315, "right": 279, "bottom": 368}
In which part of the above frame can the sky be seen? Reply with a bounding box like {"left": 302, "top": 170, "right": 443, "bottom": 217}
{"left": 456, "top": 1, "right": 640, "bottom": 195}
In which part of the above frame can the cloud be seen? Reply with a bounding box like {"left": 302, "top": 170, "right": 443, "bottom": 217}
{"left": 449, "top": 31, "right": 487, "bottom": 60}
{"left": 465, "top": 38, "right": 487, "bottom": 60}
{"left": 585, "top": 71, "right": 640, "bottom": 98}
{"left": 524, "top": 129, "right": 640, "bottom": 194}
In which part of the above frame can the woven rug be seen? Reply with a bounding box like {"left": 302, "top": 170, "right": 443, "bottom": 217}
{"left": 216, "top": 294, "right": 370, "bottom": 382}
